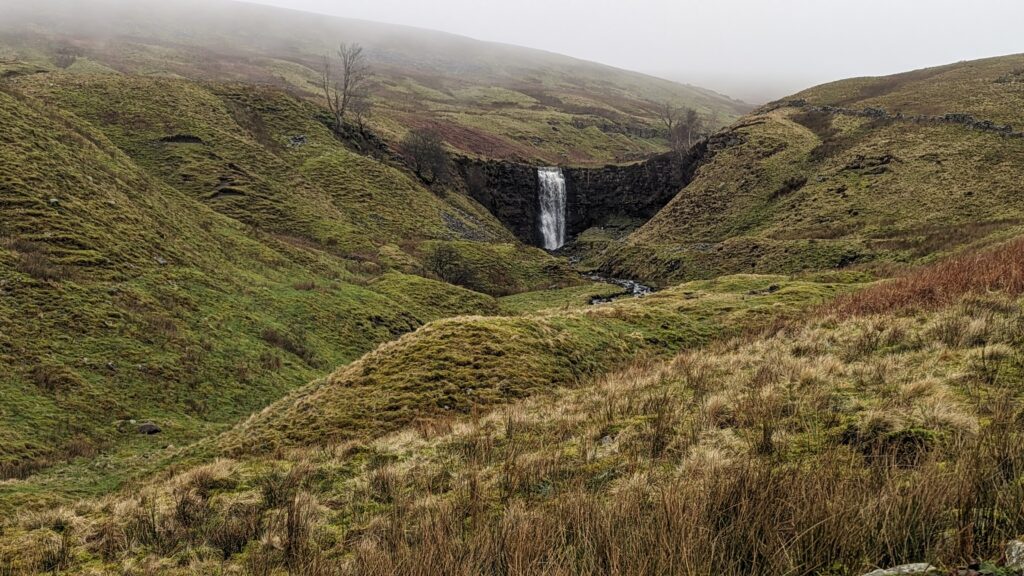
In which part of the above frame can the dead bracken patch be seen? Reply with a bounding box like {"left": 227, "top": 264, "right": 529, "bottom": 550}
{"left": 833, "top": 236, "right": 1024, "bottom": 316}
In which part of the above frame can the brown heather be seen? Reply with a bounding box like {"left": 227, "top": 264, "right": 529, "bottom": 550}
{"left": 834, "top": 236, "right": 1024, "bottom": 316}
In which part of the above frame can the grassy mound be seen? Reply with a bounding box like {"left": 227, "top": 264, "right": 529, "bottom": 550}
{"left": 498, "top": 282, "right": 625, "bottom": 313}
{"left": 416, "top": 240, "right": 578, "bottom": 296}
{"left": 220, "top": 275, "right": 844, "bottom": 454}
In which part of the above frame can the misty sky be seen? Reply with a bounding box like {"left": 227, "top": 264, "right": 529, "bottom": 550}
{"left": 241, "top": 0, "right": 1024, "bottom": 103}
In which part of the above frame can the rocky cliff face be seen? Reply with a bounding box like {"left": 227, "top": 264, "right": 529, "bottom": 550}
{"left": 562, "top": 145, "right": 706, "bottom": 239}
{"left": 454, "top": 141, "right": 713, "bottom": 248}
{"left": 454, "top": 159, "right": 542, "bottom": 245}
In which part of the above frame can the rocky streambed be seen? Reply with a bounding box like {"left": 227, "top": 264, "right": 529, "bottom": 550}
{"left": 585, "top": 273, "right": 653, "bottom": 304}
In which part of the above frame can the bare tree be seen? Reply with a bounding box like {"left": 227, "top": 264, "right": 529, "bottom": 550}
{"left": 401, "top": 127, "right": 449, "bottom": 184}
{"left": 653, "top": 100, "right": 692, "bottom": 154}
{"left": 654, "top": 101, "right": 679, "bottom": 139}
{"left": 349, "top": 92, "right": 372, "bottom": 134}
{"left": 424, "top": 244, "right": 475, "bottom": 287}
{"left": 682, "top": 108, "right": 704, "bottom": 148}
{"left": 707, "top": 109, "right": 721, "bottom": 134}
{"left": 321, "top": 42, "right": 372, "bottom": 131}
{"left": 652, "top": 101, "right": 707, "bottom": 152}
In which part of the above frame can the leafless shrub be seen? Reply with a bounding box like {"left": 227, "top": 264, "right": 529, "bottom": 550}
{"left": 423, "top": 244, "right": 475, "bottom": 287}
{"left": 401, "top": 127, "right": 450, "bottom": 184}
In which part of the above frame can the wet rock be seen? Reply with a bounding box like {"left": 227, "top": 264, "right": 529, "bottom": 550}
{"left": 860, "top": 564, "right": 936, "bottom": 576}
{"left": 453, "top": 137, "right": 721, "bottom": 247}
{"left": 1006, "top": 539, "right": 1024, "bottom": 570}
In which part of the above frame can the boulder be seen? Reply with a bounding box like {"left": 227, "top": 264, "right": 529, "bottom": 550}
{"left": 1006, "top": 539, "right": 1024, "bottom": 570}
{"left": 861, "top": 565, "right": 936, "bottom": 576}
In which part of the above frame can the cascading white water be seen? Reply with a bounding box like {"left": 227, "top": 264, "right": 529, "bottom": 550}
{"left": 537, "top": 167, "right": 567, "bottom": 250}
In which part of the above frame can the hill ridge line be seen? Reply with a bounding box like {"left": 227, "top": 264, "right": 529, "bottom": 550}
{"left": 763, "top": 98, "right": 1024, "bottom": 139}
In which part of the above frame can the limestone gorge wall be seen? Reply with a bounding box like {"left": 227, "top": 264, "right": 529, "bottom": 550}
{"left": 454, "top": 139, "right": 717, "bottom": 249}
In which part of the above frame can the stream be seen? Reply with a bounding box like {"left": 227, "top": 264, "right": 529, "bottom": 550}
{"left": 584, "top": 273, "right": 654, "bottom": 305}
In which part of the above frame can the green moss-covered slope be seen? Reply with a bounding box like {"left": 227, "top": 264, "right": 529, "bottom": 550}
{"left": 602, "top": 54, "right": 1024, "bottom": 286}
{"left": 0, "top": 76, "right": 563, "bottom": 478}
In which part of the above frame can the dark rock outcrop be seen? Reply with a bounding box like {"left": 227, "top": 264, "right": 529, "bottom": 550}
{"left": 454, "top": 160, "right": 543, "bottom": 245}
{"left": 159, "top": 134, "right": 204, "bottom": 144}
{"left": 453, "top": 138, "right": 722, "bottom": 248}
{"left": 562, "top": 144, "right": 706, "bottom": 240}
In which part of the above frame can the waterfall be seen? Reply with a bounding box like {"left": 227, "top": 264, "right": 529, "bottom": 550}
{"left": 537, "top": 167, "right": 566, "bottom": 250}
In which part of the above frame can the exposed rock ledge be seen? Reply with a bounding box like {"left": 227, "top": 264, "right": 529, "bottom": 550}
{"left": 453, "top": 131, "right": 744, "bottom": 247}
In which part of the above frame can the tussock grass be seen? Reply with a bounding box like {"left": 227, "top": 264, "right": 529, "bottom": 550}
{"left": 6, "top": 286, "right": 1022, "bottom": 574}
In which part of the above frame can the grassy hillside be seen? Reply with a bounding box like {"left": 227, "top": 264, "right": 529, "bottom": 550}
{"left": 7, "top": 239, "right": 1024, "bottom": 574}
{"left": 795, "top": 54, "right": 1024, "bottom": 126}
{"left": 5, "top": 20, "right": 1024, "bottom": 576}
{"left": 0, "top": 272, "right": 843, "bottom": 506}
{"left": 217, "top": 275, "right": 843, "bottom": 455}
{"left": 5, "top": 71, "right": 574, "bottom": 291}
{"left": 0, "top": 0, "right": 749, "bottom": 165}
{"left": 601, "top": 54, "right": 1024, "bottom": 286}
{"left": 10, "top": 74, "right": 494, "bottom": 252}
{"left": 0, "top": 68, "right": 576, "bottom": 483}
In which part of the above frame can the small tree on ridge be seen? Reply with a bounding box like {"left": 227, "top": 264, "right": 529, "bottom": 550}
{"left": 321, "top": 42, "right": 372, "bottom": 132}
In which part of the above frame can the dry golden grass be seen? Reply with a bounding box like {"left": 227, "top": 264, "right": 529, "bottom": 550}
{"left": 4, "top": 292, "right": 1022, "bottom": 575}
